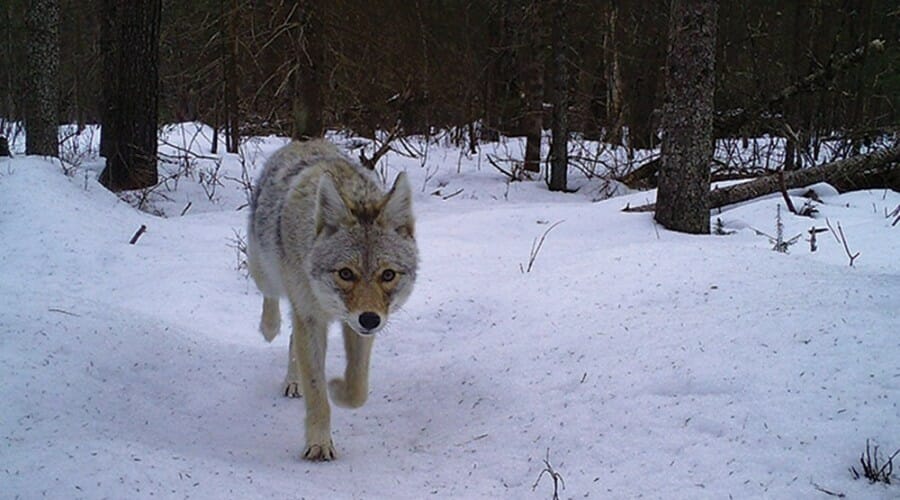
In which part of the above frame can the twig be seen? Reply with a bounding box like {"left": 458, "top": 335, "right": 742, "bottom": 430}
{"left": 850, "top": 439, "right": 899, "bottom": 484}
{"left": 532, "top": 449, "right": 565, "bottom": 500}
{"left": 824, "top": 218, "right": 841, "bottom": 244}
{"left": 359, "top": 123, "right": 401, "bottom": 170}
{"left": 520, "top": 221, "right": 564, "bottom": 273}
{"left": 812, "top": 482, "right": 845, "bottom": 498}
{"left": 887, "top": 204, "right": 900, "bottom": 220}
{"left": 889, "top": 203, "right": 900, "bottom": 226}
{"left": 441, "top": 188, "right": 464, "bottom": 200}
{"left": 180, "top": 202, "right": 192, "bottom": 216}
{"left": 129, "top": 225, "right": 148, "bottom": 245}
{"left": 836, "top": 222, "right": 860, "bottom": 266}
{"left": 486, "top": 154, "right": 518, "bottom": 181}
{"left": 808, "top": 226, "right": 828, "bottom": 252}
{"left": 48, "top": 308, "right": 81, "bottom": 317}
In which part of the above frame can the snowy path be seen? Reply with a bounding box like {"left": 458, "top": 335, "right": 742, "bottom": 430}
{"left": 2, "top": 154, "right": 898, "bottom": 499}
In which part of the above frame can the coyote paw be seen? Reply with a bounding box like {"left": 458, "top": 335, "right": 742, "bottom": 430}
{"left": 283, "top": 381, "right": 302, "bottom": 398}
{"left": 260, "top": 317, "right": 280, "bottom": 342}
{"left": 302, "top": 441, "right": 336, "bottom": 461}
{"left": 328, "top": 378, "right": 367, "bottom": 408}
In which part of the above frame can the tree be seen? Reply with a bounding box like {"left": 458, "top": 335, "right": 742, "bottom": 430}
{"left": 290, "top": 0, "right": 324, "bottom": 140}
{"left": 518, "top": 2, "right": 543, "bottom": 173}
{"left": 99, "top": 0, "right": 162, "bottom": 191}
{"left": 654, "top": 0, "right": 717, "bottom": 234}
{"left": 222, "top": 0, "right": 240, "bottom": 153}
{"left": 24, "top": 0, "right": 59, "bottom": 156}
{"left": 547, "top": 0, "right": 568, "bottom": 192}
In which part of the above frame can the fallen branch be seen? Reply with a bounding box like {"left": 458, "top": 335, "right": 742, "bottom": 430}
{"left": 487, "top": 154, "right": 523, "bottom": 181}
{"left": 623, "top": 143, "right": 900, "bottom": 213}
{"left": 48, "top": 308, "right": 81, "bottom": 317}
{"left": 441, "top": 188, "right": 464, "bottom": 200}
{"left": 812, "top": 482, "right": 845, "bottom": 498}
{"left": 129, "top": 224, "right": 148, "bottom": 245}
{"left": 710, "top": 143, "right": 900, "bottom": 209}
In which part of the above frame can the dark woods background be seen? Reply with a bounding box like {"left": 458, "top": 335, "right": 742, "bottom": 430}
{"left": 2, "top": 1, "right": 898, "bottom": 152}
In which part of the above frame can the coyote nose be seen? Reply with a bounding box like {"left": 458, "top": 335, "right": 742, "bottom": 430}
{"left": 358, "top": 312, "right": 381, "bottom": 331}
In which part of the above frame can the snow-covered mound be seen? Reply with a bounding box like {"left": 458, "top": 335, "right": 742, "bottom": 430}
{"left": 1, "top": 143, "right": 898, "bottom": 499}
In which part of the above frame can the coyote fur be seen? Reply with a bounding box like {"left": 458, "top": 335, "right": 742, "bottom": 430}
{"left": 247, "top": 139, "right": 418, "bottom": 461}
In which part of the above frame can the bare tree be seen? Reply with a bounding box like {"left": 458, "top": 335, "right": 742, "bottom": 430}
{"left": 654, "top": 0, "right": 717, "bottom": 234}
{"left": 602, "top": 1, "right": 625, "bottom": 145}
{"left": 99, "top": 0, "right": 161, "bottom": 191}
{"left": 548, "top": 0, "right": 568, "bottom": 192}
{"left": 222, "top": 0, "right": 240, "bottom": 153}
{"left": 25, "top": 0, "right": 59, "bottom": 156}
{"left": 518, "top": 2, "right": 543, "bottom": 173}
{"left": 290, "top": 0, "right": 324, "bottom": 140}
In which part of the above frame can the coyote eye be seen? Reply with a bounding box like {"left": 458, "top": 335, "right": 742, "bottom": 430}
{"left": 381, "top": 269, "right": 396, "bottom": 282}
{"left": 338, "top": 268, "right": 355, "bottom": 281}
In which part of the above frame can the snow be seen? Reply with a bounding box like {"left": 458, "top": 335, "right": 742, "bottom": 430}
{"left": 2, "top": 126, "right": 899, "bottom": 499}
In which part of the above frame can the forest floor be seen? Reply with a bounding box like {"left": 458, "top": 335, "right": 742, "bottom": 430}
{"left": 2, "top": 125, "right": 899, "bottom": 499}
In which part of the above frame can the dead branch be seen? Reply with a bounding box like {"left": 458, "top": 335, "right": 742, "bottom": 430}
{"left": 359, "top": 122, "right": 401, "bottom": 170}
{"left": 487, "top": 154, "right": 522, "bottom": 181}
{"left": 812, "top": 482, "right": 846, "bottom": 498}
{"left": 618, "top": 156, "right": 659, "bottom": 188}
{"left": 129, "top": 224, "right": 148, "bottom": 245}
{"left": 623, "top": 143, "right": 900, "bottom": 213}
{"left": 707, "top": 143, "right": 900, "bottom": 207}
{"left": 826, "top": 218, "right": 860, "bottom": 266}
{"left": 778, "top": 170, "right": 798, "bottom": 214}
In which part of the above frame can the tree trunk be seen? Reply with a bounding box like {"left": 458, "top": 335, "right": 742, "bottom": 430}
{"left": 99, "top": 0, "right": 117, "bottom": 158}
{"left": 25, "top": 0, "right": 59, "bottom": 157}
{"left": 548, "top": 0, "right": 568, "bottom": 192}
{"left": 707, "top": 144, "right": 900, "bottom": 209}
{"left": 291, "top": 0, "right": 324, "bottom": 140}
{"left": 99, "top": 0, "right": 161, "bottom": 191}
{"left": 602, "top": 1, "right": 625, "bottom": 145}
{"left": 654, "top": 0, "right": 717, "bottom": 234}
{"left": 519, "top": 4, "right": 543, "bottom": 173}
{"left": 223, "top": 0, "right": 239, "bottom": 153}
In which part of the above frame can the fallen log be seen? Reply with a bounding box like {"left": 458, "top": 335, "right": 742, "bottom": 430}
{"left": 623, "top": 143, "right": 900, "bottom": 213}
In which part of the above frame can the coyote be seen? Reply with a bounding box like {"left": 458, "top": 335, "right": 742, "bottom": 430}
{"left": 247, "top": 139, "right": 418, "bottom": 461}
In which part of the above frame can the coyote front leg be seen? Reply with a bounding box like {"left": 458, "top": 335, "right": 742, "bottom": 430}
{"left": 291, "top": 312, "right": 335, "bottom": 461}
{"left": 283, "top": 330, "right": 303, "bottom": 398}
{"left": 329, "top": 324, "right": 374, "bottom": 408}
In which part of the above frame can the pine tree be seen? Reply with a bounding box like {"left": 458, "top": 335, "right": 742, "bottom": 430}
{"left": 99, "top": 0, "right": 162, "bottom": 191}
{"left": 654, "top": 0, "right": 717, "bottom": 234}
{"left": 25, "top": 0, "right": 59, "bottom": 156}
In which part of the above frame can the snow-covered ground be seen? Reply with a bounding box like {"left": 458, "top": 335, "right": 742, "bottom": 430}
{"left": 2, "top": 125, "right": 898, "bottom": 499}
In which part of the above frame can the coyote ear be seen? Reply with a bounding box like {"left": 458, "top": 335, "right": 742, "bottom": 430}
{"left": 315, "top": 174, "right": 349, "bottom": 235}
{"left": 380, "top": 172, "right": 415, "bottom": 238}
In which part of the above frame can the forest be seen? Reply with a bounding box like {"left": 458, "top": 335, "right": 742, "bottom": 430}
{"left": 3, "top": 1, "right": 898, "bottom": 157}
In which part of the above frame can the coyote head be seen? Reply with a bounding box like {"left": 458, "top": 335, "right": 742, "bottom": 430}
{"left": 306, "top": 172, "right": 418, "bottom": 335}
